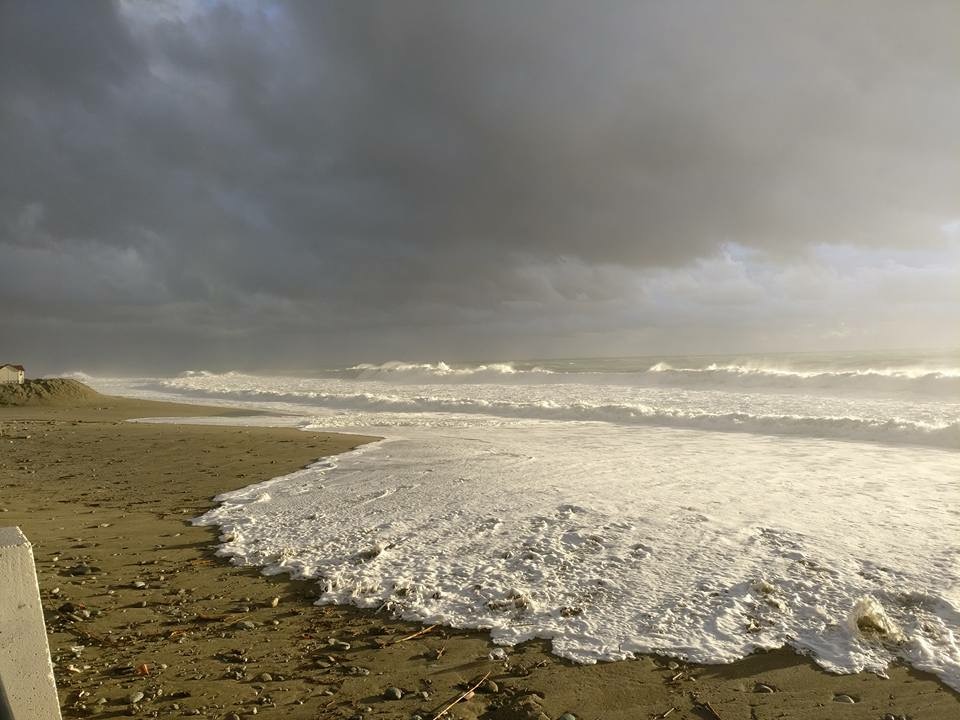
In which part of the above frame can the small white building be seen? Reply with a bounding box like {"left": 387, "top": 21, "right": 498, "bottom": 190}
{"left": 0, "top": 364, "right": 25, "bottom": 385}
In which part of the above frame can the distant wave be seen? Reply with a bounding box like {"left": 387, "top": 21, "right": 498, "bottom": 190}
{"left": 152, "top": 380, "right": 960, "bottom": 449}
{"left": 326, "top": 359, "right": 960, "bottom": 397}
{"left": 344, "top": 361, "right": 555, "bottom": 381}
{"left": 644, "top": 362, "right": 960, "bottom": 396}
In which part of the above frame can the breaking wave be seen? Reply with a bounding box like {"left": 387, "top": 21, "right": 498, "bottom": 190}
{"left": 346, "top": 361, "right": 554, "bottom": 381}
{"left": 316, "top": 358, "right": 960, "bottom": 396}
{"left": 644, "top": 362, "right": 960, "bottom": 396}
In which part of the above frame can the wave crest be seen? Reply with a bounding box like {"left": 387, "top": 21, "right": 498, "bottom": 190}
{"left": 346, "top": 361, "right": 554, "bottom": 381}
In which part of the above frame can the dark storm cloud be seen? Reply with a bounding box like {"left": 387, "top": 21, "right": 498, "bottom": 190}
{"left": 1, "top": 0, "right": 958, "bottom": 372}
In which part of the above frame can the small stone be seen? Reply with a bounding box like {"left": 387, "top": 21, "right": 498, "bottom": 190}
{"left": 132, "top": 581, "right": 147, "bottom": 589}
{"left": 754, "top": 683, "right": 775, "bottom": 693}
{"left": 269, "top": 597, "right": 280, "bottom": 607}
{"left": 833, "top": 694, "right": 856, "bottom": 704}
{"left": 667, "top": 661, "right": 680, "bottom": 670}
{"left": 127, "top": 691, "right": 144, "bottom": 703}
{"left": 240, "top": 620, "right": 257, "bottom": 630}
{"left": 383, "top": 686, "right": 403, "bottom": 700}
{"left": 225, "top": 714, "right": 241, "bottom": 720}
{"left": 558, "top": 714, "right": 577, "bottom": 720}
{"left": 481, "top": 680, "right": 499, "bottom": 694}
{"left": 256, "top": 672, "right": 273, "bottom": 682}
{"left": 882, "top": 715, "right": 896, "bottom": 720}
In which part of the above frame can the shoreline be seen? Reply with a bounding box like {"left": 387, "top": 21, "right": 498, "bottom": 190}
{"left": 1, "top": 394, "right": 957, "bottom": 719}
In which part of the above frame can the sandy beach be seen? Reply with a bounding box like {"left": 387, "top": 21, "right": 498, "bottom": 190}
{"left": 1, "top": 388, "right": 957, "bottom": 720}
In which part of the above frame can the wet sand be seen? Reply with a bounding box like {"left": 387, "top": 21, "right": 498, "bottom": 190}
{"left": 1, "top": 395, "right": 957, "bottom": 719}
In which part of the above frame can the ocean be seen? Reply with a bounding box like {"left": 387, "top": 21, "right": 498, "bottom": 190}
{"left": 77, "top": 349, "right": 960, "bottom": 689}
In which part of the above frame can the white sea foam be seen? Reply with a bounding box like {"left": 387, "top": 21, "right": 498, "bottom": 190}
{"left": 77, "top": 350, "right": 960, "bottom": 689}
{"left": 190, "top": 423, "right": 960, "bottom": 688}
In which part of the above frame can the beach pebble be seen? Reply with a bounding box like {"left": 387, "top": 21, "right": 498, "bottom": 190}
{"left": 132, "top": 581, "right": 147, "bottom": 589}
{"left": 833, "top": 694, "right": 857, "bottom": 703}
{"left": 268, "top": 596, "right": 280, "bottom": 607}
{"left": 667, "top": 661, "right": 680, "bottom": 670}
{"left": 488, "top": 647, "right": 508, "bottom": 661}
{"left": 383, "top": 686, "right": 403, "bottom": 700}
{"left": 558, "top": 714, "right": 577, "bottom": 720}
{"left": 127, "top": 691, "right": 144, "bottom": 703}
{"left": 754, "top": 683, "right": 775, "bottom": 693}
{"left": 240, "top": 620, "right": 257, "bottom": 630}
{"left": 225, "top": 714, "right": 240, "bottom": 720}
{"left": 256, "top": 672, "right": 273, "bottom": 682}
{"left": 481, "top": 679, "right": 499, "bottom": 694}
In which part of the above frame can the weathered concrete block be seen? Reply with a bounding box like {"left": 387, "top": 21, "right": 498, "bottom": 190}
{"left": 0, "top": 527, "right": 62, "bottom": 719}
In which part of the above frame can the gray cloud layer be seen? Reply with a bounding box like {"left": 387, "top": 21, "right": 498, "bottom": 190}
{"left": 1, "top": 1, "right": 958, "bottom": 373}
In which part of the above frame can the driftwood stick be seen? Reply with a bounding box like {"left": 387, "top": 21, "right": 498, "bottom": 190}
{"left": 432, "top": 671, "right": 491, "bottom": 720}
{"left": 393, "top": 624, "right": 438, "bottom": 644}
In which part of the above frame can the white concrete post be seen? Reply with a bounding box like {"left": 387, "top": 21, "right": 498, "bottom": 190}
{"left": 0, "top": 528, "right": 62, "bottom": 719}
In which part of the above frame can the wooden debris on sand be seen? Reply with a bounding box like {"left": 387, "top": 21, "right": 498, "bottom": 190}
{"left": 432, "top": 671, "right": 491, "bottom": 720}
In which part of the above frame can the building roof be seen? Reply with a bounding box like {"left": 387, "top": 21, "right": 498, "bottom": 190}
{"left": 0, "top": 364, "right": 25, "bottom": 371}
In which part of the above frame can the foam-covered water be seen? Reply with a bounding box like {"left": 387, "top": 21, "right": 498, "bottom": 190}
{"left": 76, "top": 350, "right": 960, "bottom": 689}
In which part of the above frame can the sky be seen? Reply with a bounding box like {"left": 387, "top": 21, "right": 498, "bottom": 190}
{"left": 1, "top": 0, "right": 958, "bottom": 374}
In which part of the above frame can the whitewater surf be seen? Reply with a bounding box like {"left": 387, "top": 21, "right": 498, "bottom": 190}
{"left": 75, "top": 349, "right": 960, "bottom": 690}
